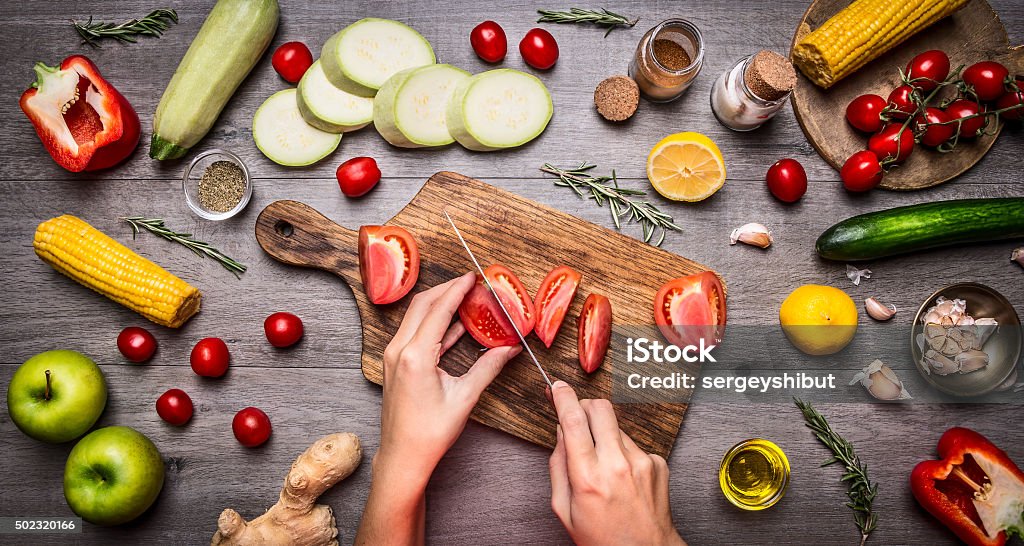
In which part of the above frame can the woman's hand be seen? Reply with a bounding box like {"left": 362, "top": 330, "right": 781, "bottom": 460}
{"left": 549, "top": 381, "right": 685, "bottom": 546}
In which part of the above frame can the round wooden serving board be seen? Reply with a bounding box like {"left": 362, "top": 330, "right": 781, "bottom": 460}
{"left": 790, "top": 0, "right": 1024, "bottom": 190}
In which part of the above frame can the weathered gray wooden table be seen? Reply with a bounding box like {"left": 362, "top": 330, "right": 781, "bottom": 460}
{"left": 1, "top": 1, "right": 1022, "bottom": 544}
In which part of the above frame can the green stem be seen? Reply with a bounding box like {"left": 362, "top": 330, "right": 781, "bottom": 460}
{"left": 44, "top": 369, "right": 51, "bottom": 401}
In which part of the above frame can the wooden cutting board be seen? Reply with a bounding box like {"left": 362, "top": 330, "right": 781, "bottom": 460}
{"left": 254, "top": 171, "right": 716, "bottom": 457}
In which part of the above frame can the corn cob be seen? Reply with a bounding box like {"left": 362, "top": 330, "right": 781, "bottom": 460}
{"left": 793, "top": 0, "right": 968, "bottom": 88}
{"left": 34, "top": 215, "right": 201, "bottom": 328}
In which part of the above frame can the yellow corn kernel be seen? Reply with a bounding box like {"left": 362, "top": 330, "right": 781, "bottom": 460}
{"left": 34, "top": 215, "right": 201, "bottom": 328}
{"left": 793, "top": 0, "right": 968, "bottom": 88}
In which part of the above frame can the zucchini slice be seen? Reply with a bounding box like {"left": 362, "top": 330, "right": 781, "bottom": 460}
{"left": 297, "top": 60, "right": 374, "bottom": 134}
{"left": 253, "top": 89, "right": 341, "bottom": 166}
{"left": 445, "top": 69, "right": 553, "bottom": 152}
{"left": 373, "top": 64, "right": 471, "bottom": 148}
{"left": 321, "top": 18, "right": 435, "bottom": 97}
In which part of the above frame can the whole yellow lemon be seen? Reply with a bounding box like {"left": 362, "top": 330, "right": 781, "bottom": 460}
{"left": 779, "top": 284, "right": 858, "bottom": 355}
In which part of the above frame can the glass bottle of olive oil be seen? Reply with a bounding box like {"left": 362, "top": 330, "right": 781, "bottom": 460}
{"left": 719, "top": 439, "right": 790, "bottom": 510}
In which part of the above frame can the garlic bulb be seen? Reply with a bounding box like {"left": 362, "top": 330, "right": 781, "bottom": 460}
{"left": 730, "top": 223, "right": 772, "bottom": 248}
{"left": 850, "top": 359, "right": 911, "bottom": 400}
{"left": 864, "top": 297, "right": 896, "bottom": 321}
{"left": 918, "top": 297, "right": 998, "bottom": 376}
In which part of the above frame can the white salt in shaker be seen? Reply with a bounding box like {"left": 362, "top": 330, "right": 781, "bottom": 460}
{"left": 711, "top": 51, "right": 796, "bottom": 131}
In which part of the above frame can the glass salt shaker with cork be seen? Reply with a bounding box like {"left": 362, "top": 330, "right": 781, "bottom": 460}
{"left": 629, "top": 19, "right": 705, "bottom": 102}
{"left": 711, "top": 50, "right": 796, "bottom": 131}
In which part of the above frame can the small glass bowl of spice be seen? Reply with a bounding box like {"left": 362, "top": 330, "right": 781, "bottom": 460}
{"left": 711, "top": 50, "right": 797, "bottom": 131}
{"left": 629, "top": 19, "right": 705, "bottom": 103}
{"left": 183, "top": 149, "right": 252, "bottom": 220}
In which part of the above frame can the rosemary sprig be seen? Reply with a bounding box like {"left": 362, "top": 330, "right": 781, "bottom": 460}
{"left": 795, "top": 399, "right": 878, "bottom": 546}
{"left": 541, "top": 163, "right": 681, "bottom": 246}
{"left": 123, "top": 217, "right": 246, "bottom": 278}
{"left": 73, "top": 9, "right": 178, "bottom": 47}
{"left": 537, "top": 8, "right": 638, "bottom": 37}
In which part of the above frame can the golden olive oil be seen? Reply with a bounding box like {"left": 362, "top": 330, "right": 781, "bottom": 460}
{"left": 719, "top": 439, "right": 790, "bottom": 510}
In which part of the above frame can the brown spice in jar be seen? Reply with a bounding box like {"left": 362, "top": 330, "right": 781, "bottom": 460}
{"left": 743, "top": 50, "right": 796, "bottom": 102}
{"left": 653, "top": 39, "right": 691, "bottom": 71}
{"left": 199, "top": 161, "right": 245, "bottom": 213}
{"left": 594, "top": 76, "right": 640, "bottom": 121}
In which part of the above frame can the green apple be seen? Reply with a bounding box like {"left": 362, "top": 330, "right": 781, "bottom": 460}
{"left": 64, "top": 426, "right": 165, "bottom": 525}
{"left": 6, "top": 349, "right": 107, "bottom": 443}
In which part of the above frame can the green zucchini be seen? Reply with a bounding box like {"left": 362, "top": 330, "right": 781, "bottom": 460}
{"left": 150, "top": 0, "right": 279, "bottom": 160}
{"left": 816, "top": 198, "right": 1024, "bottom": 261}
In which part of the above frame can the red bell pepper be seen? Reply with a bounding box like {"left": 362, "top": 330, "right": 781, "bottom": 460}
{"left": 19, "top": 55, "right": 140, "bottom": 172}
{"left": 912, "top": 427, "right": 1024, "bottom": 546}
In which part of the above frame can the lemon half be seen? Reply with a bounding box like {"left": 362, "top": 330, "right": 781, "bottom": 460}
{"left": 646, "top": 132, "right": 726, "bottom": 202}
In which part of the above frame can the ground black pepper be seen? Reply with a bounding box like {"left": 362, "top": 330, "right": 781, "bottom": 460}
{"left": 198, "top": 161, "right": 245, "bottom": 212}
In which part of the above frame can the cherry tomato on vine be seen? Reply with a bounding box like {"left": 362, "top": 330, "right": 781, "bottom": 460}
{"left": 916, "top": 107, "right": 956, "bottom": 147}
{"left": 190, "top": 337, "right": 230, "bottom": 378}
{"left": 336, "top": 157, "right": 381, "bottom": 197}
{"left": 156, "top": 389, "right": 194, "bottom": 426}
{"left": 845, "top": 94, "right": 888, "bottom": 133}
{"left": 886, "top": 85, "right": 918, "bottom": 120}
{"left": 264, "top": 312, "right": 304, "bottom": 348}
{"left": 840, "top": 151, "right": 884, "bottom": 192}
{"left": 470, "top": 21, "right": 507, "bottom": 63}
{"left": 765, "top": 158, "right": 807, "bottom": 203}
{"left": 905, "top": 50, "right": 950, "bottom": 92}
{"left": 233, "top": 407, "right": 272, "bottom": 447}
{"left": 117, "top": 326, "right": 157, "bottom": 363}
{"left": 996, "top": 89, "right": 1024, "bottom": 121}
{"left": 944, "top": 99, "right": 987, "bottom": 138}
{"left": 271, "top": 42, "right": 314, "bottom": 84}
{"left": 868, "top": 124, "right": 914, "bottom": 163}
{"left": 519, "top": 28, "right": 559, "bottom": 70}
{"left": 962, "top": 61, "right": 1010, "bottom": 102}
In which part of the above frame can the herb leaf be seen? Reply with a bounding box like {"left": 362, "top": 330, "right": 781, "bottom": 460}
{"left": 73, "top": 9, "right": 178, "bottom": 47}
{"left": 537, "top": 8, "right": 638, "bottom": 37}
{"left": 123, "top": 217, "right": 246, "bottom": 278}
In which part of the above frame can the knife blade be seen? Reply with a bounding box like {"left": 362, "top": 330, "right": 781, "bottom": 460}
{"left": 444, "top": 210, "right": 554, "bottom": 389}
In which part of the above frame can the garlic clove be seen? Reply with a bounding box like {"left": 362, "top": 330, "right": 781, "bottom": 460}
{"left": 846, "top": 265, "right": 871, "bottom": 286}
{"left": 730, "top": 223, "right": 772, "bottom": 249}
{"left": 955, "top": 349, "right": 989, "bottom": 374}
{"left": 851, "top": 359, "right": 911, "bottom": 400}
{"left": 1011, "top": 247, "right": 1023, "bottom": 269}
{"left": 973, "top": 318, "right": 999, "bottom": 349}
{"left": 864, "top": 297, "right": 896, "bottom": 321}
{"left": 925, "top": 349, "right": 959, "bottom": 376}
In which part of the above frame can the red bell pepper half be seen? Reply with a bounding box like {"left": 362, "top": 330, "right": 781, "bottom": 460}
{"left": 19, "top": 55, "right": 140, "bottom": 172}
{"left": 912, "top": 427, "right": 1024, "bottom": 546}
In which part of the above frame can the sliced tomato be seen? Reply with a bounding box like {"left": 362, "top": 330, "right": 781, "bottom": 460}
{"left": 654, "top": 271, "right": 726, "bottom": 348}
{"left": 577, "top": 294, "right": 612, "bottom": 373}
{"left": 533, "top": 265, "right": 582, "bottom": 348}
{"left": 459, "top": 264, "right": 536, "bottom": 348}
{"left": 358, "top": 226, "right": 420, "bottom": 305}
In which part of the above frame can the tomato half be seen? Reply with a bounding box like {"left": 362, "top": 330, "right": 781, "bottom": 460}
{"left": 577, "top": 294, "right": 612, "bottom": 373}
{"left": 358, "top": 226, "right": 420, "bottom": 305}
{"left": 533, "top": 265, "right": 581, "bottom": 348}
{"left": 654, "top": 272, "right": 726, "bottom": 348}
{"left": 459, "top": 264, "right": 535, "bottom": 348}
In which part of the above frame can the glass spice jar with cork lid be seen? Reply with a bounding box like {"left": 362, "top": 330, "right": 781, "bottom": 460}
{"left": 628, "top": 19, "right": 705, "bottom": 102}
{"left": 711, "top": 50, "right": 797, "bottom": 131}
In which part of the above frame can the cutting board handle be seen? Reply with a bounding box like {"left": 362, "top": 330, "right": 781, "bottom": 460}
{"left": 255, "top": 200, "right": 360, "bottom": 285}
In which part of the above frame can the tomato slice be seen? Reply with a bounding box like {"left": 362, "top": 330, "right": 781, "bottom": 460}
{"left": 533, "top": 265, "right": 582, "bottom": 348}
{"left": 358, "top": 226, "right": 420, "bottom": 305}
{"left": 654, "top": 271, "right": 726, "bottom": 348}
{"left": 578, "top": 294, "right": 611, "bottom": 373}
{"left": 459, "top": 264, "right": 536, "bottom": 348}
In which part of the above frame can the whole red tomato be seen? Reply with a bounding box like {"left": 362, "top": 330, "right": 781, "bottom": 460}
{"left": 886, "top": 85, "right": 918, "bottom": 120}
{"left": 841, "top": 151, "right": 884, "bottom": 192}
{"left": 337, "top": 157, "right": 381, "bottom": 197}
{"left": 190, "top": 337, "right": 230, "bottom": 378}
{"left": 117, "top": 326, "right": 157, "bottom": 363}
{"left": 156, "top": 389, "right": 194, "bottom": 426}
{"left": 272, "top": 42, "right": 314, "bottom": 84}
{"left": 962, "top": 61, "right": 1009, "bottom": 102}
{"left": 916, "top": 107, "right": 955, "bottom": 147}
{"left": 845, "top": 94, "right": 888, "bottom": 133}
{"left": 996, "top": 89, "right": 1024, "bottom": 121}
{"left": 470, "top": 21, "right": 507, "bottom": 63}
{"left": 765, "top": 158, "right": 807, "bottom": 203}
{"left": 905, "top": 50, "right": 950, "bottom": 92}
{"left": 868, "top": 124, "right": 914, "bottom": 163}
{"left": 519, "top": 28, "right": 559, "bottom": 70}
{"left": 944, "top": 99, "right": 986, "bottom": 138}
{"left": 233, "top": 407, "right": 272, "bottom": 448}
{"left": 264, "top": 312, "right": 304, "bottom": 348}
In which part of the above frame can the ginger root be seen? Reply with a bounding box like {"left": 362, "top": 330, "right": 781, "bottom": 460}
{"left": 212, "top": 432, "right": 362, "bottom": 546}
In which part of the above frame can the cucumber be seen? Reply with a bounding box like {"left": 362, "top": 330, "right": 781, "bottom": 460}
{"left": 321, "top": 18, "right": 435, "bottom": 98}
{"left": 373, "top": 64, "right": 471, "bottom": 148}
{"left": 151, "top": 0, "right": 279, "bottom": 160}
{"left": 816, "top": 198, "right": 1024, "bottom": 261}
{"left": 445, "top": 69, "right": 553, "bottom": 152}
{"left": 297, "top": 60, "right": 374, "bottom": 134}
{"left": 253, "top": 89, "right": 341, "bottom": 166}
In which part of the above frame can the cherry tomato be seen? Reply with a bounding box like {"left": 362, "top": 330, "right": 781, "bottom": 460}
{"left": 962, "top": 61, "right": 1010, "bottom": 102}
{"left": 915, "top": 107, "right": 956, "bottom": 147}
{"left": 264, "top": 312, "right": 304, "bottom": 348}
{"left": 765, "top": 158, "right": 808, "bottom": 203}
{"left": 232, "top": 407, "right": 272, "bottom": 448}
{"left": 653, "top": 272, "right": 726, "bottom": 349}
{"left": 470, "top": 20, "right": 507, "bottom": 63}
{"left": 887, "top": 85, "right": 918, "bottom": 120}
{"left": 868, "top": 124, "right": 914, "bottom": 163}
{"left": 337, "top": 157, "right": 381, "bottom": 198}
{"left": 117, "top": 326, "right": 157, "bottom": 363}
{"left": 156, "top": 389, "right": 194, "bottom": 426}
{"left": 358, "top": 226, "right": 420, "bottom": 305}
{"left": 944, "top": 99, "right": 986, "bottom": 138}
{"left": 845, "top": 94, "right": 888, "bottom": 133}
{"left": 519, "top": 28, "right": 559, "bottom": 70}
{"left": 577, "top": 294, "right": 611, "bottom": 374}
{"left": 190, "top": 337, "right": 230, "bottom": 378}
{"left": 533, "top": 265, "right": 581, "bottom": 348}
{"left": 459, "top": 264, "right": 536, "bottom": 348}
{"left": 905, "top": 50, "right": 950, "bottom": 92}
{"left": 996, "top": 89, "right": 1024, "bottom": 121}
{"left": 840, "top": 150, "right": 884, "bottom": 192}
{"left": 271, "top": 42, "right": 314, "bottom": 84}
